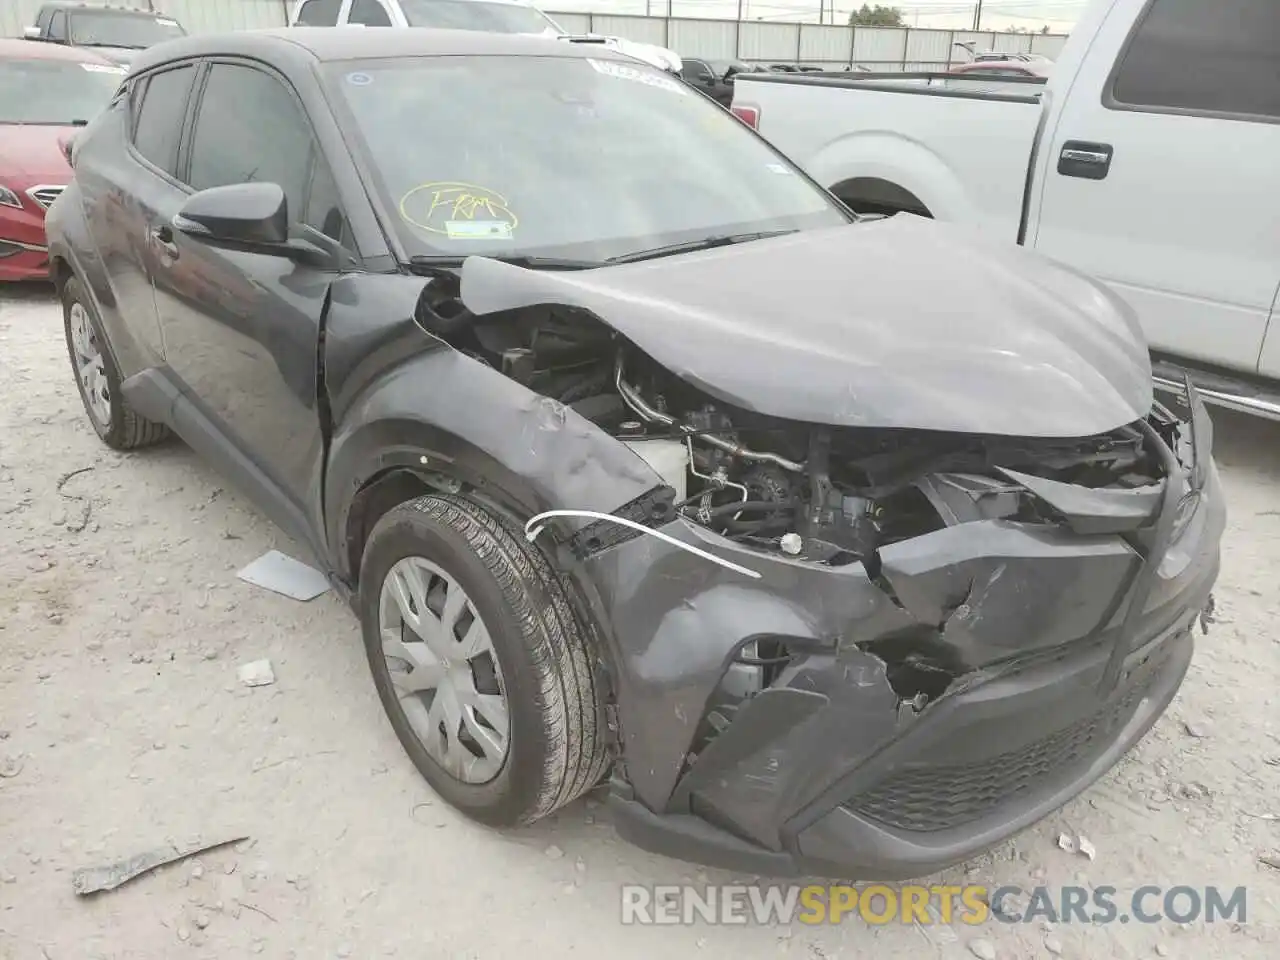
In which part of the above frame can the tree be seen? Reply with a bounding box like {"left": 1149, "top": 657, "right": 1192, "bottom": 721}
{"left": 848, "top": 4, "right": 905, "bottom": 27}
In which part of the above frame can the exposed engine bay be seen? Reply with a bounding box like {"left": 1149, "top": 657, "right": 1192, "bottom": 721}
{"left": 415, "top": 288, "right": 1181, "bottom": 574}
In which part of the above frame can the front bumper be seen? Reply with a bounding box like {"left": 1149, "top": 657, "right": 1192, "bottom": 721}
{"left": 1, "top": 206, "right": 52, "bottom": 281}
{"left": 580, "top": 399, "right": 1224, "bottom": 880}
{"left": 0, "top": 242, "right": 51, "bottom": 281}
{"left": 609, "top": 605, "right": 1201, "bottom": 880}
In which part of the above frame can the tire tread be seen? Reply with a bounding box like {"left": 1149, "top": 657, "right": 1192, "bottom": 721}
{"left": 402, "top": 494, "right": 609, "bottom": 822}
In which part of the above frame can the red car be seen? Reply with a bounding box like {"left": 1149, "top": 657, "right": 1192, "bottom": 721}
{"left": 0, "top": 38, "right": 124, "bottom": 281}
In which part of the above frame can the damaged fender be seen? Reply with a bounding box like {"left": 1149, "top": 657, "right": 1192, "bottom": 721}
{"left": 321, "top": 274, "right": 665, "bottom": 584}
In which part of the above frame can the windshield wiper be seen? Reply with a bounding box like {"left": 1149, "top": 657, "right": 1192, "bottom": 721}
{"left": 606, "top": 229, "right": 798, "bottom": 265}
{"left": 407, "top": 254, "right": 603, "bottom": 275}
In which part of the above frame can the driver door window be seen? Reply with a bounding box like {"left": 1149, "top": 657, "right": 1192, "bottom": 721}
{"left": 187, "top": 62, "right": 345, "bottom": 240}
{"left": 48, "top": 10, "right": 67, "bottom": 41}
{"left": 349, "top": 0, "right": 394, "bottom": 26}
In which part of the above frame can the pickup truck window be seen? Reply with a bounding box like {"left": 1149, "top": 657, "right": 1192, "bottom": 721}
{"left": 1111, "top": 0, "right": 1280, "bottom": 121}
{"left": 349, "top": 0, "right": 394, "bottom": 26}
{"left": 295, "top": 0, "right": 342, "bottom": 26}
{"left": 69, "top": 12, "right": 185, "bottom": 49}
{"left": 399, "top": 0, "right": 561, "bottom": 33}
{"left": 48, "top": 9, "right": 67, "bottom": 41}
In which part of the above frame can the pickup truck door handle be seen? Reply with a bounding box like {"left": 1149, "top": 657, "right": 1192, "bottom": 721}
{"left": 1058, "top": 141, "right": 1114, "bottom": 180}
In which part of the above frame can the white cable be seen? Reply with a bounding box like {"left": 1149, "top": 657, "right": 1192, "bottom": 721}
{"left": 524, "top": 509, "right": 762, "bottom": 580}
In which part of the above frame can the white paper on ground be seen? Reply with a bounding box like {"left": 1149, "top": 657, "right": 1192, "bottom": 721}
{"left": 237, "top": 659, "right": 276, "bottom": 687}
{"left": 236, "top": 550, "right": 330, "bottom": 601}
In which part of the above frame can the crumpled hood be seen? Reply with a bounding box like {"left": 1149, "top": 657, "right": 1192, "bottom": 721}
{"left": 458, "top": 215, "right": 1153, "bottom": 438}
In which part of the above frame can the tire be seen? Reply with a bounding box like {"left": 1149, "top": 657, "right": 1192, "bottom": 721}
{"left": 61, "top": 276, "right": 169, "bottom": 450}
{"left": 358, "top": 493, "right": 610, "bottom": 827}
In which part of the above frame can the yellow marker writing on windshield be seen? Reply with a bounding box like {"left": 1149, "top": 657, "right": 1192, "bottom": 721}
{"left": 399, "top": 181, "right": 519, "bottom": 237}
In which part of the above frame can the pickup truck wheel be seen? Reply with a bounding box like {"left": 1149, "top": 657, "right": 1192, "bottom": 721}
{"left": 358, "top": 493, "right": 609, "bottom": 827}
{"left": 61, "top": 277, "right": 169, "bottom": 450}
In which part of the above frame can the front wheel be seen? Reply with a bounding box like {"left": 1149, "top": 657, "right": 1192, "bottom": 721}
{"left": 358, "top": 493, "right": 610, "bottom": 826}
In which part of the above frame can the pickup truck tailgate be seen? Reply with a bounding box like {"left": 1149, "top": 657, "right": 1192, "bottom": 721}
{"left": 733, "top": 74, "right": 1044, "bottom": 239}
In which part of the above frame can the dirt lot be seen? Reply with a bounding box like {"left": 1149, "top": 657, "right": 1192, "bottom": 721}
{"left": 1, "top": 283, "right": 1277, "bottom": 959}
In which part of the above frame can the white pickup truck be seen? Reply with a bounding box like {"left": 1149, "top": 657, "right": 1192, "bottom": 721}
{"left": 731, "top": 0, "right": 1280, "bottom": 419}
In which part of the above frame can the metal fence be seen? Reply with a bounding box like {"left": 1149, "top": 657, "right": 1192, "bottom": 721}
{"left": 0, "top": 0, "right": 1069, "bottom": 71}
{"left": 547, "top": 14, "right": 1068, "bottom": 69}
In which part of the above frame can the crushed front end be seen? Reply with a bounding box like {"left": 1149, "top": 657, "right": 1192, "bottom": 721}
{"left": 420, "top": 252, "right": 1223, "bottom": 879}
{"left": 562, "top": 365, "right": 1223, "bottom": 880}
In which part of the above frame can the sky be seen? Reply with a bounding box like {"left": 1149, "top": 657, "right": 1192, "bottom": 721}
{"left": 546, "top": 0, "right": 1091, "bottom": 32}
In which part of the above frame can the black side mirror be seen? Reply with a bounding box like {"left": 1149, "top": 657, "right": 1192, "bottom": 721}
{"left": 174, "top": 182, "right": 290, "bottom": 250}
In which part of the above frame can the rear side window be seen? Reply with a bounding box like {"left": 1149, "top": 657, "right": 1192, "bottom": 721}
{"left": 1110, "top": 0, "right": 1280, "bottom": 120}
{"left": 349, "top": 0, "right": 394, "bottom": 26}
{"left": 131, "top": 64, "right": 194, "bottom": 175}
{"left": 295, "top": 0, "right": 342, "bottom": 26}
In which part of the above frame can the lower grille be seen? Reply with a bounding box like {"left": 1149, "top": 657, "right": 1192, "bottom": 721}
{"left": 843, "top": 670, "right": 1158, "bottom": 833}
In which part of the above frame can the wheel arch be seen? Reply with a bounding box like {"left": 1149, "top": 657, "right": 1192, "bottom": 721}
{"left": 831, "top": 177, "right": 933, "bottom": 218}
{"left": 48, "top": 254, "right": 74, "bottom": 294}
{"left": 326, "top": 402, "right": 664, "bottom": 589}
{"left": 806, "top": 130, "right": 979, "bottom": 221}
{"left": 331, "top": 424, "right": 559, "bottom": 591}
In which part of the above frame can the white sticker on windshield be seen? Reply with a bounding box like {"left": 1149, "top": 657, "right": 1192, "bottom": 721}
{"left": 765, "top": 163, "right": 793, "bottom": 175}
{"left": 445, "top": 221, "right": 513, "bottom": 240}
{"left": 587, "top": 58, "right": 687, "bottom": 96}
{"left": 156, "top": 17, "right": 179, "bottom": 26}
{"left": 81, "top": 63, "right": 127, "bottom": 74}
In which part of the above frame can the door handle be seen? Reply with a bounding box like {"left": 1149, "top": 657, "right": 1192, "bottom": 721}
{"left": 1058, "top": 140, "right": 1114, "bottom": 180}
{"left": 149, "top": 224, "right": 179, "bottom": 261}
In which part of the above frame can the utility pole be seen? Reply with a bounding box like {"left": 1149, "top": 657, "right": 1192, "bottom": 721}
{"left": 973, "top": 0, "right": 985, "bottom": 30}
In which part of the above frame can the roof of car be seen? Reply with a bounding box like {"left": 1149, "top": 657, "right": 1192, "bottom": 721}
{"left": 130, "top": 26, "right": 635, "bottom": 74}
{"left": 0, "top": 37, "right": 119, "bottom": 64}
{"left": 36, "top": 1, "right": 160, "bottom": 13}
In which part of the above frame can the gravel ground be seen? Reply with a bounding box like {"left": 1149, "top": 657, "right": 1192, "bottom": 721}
{"left": 1, "top": 283, "right": 1278, "bottom": 960}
